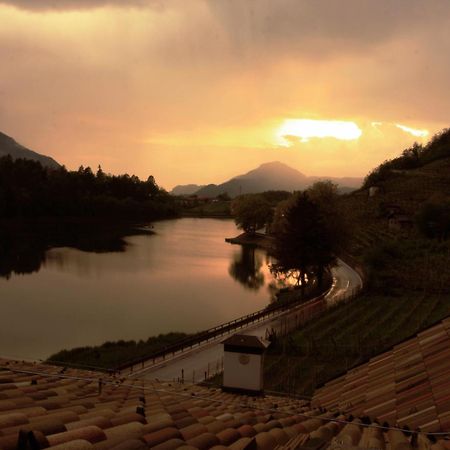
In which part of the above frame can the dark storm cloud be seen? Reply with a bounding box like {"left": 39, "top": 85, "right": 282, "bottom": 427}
{"left": 0, "top": 0, "right": 156, "bottom": 11}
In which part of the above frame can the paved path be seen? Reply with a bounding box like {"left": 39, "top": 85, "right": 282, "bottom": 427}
{"left": 133, "top": 259, "right": 362, "bottom": 383}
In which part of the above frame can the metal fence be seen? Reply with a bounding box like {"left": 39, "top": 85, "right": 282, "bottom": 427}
{"left": 117, "top": 260, "right": 365, "bottom": 376}
{"left": 116, "top": 288, "right": 331, "bottom": 375}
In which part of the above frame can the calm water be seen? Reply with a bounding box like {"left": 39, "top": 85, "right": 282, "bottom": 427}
{"left": 0, "top": 218, "right": 277, "bottom": 360}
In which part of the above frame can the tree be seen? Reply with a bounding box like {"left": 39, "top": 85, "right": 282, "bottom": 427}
{"left": 271, "top": 190, "right": 341, "bottom": 295}
{"left": 306, "top": 181, "right": 348, "bottom": 249}
{"left": 0, "top": 155, "right": 179, "bottom": 220}
{"left": 231, "top": 194, "right": 272, "bottom": 235}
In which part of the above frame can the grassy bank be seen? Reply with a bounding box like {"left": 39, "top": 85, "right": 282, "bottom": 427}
{"left": 47, "top": 332, "right": 189, "bottom": 371}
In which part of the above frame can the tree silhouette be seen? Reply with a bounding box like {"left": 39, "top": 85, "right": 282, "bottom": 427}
{"left": 271, "top": 192, "right": 337, "bottom": 296}
{"left": 0, "top": 156, "right": 178, "bottom": 219}
{"left": 231, "top": 194, "right": 272, "bottom": 235}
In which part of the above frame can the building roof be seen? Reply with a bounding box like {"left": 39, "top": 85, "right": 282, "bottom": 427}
{"left": 222, "top": 334, "right": 270, "bottom": 350}
{"left": 1, "top": 352, "right": 449, "bottom": 450}
{"left": 312, "top": 316, "right": 450, "bottom": 433}
{"left": 1, "top": 319, "right": 450, "bottom": 449}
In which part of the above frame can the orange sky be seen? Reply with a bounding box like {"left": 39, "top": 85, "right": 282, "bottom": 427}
{"left": 0, "top": 1, "right": 449, "bottom": 189}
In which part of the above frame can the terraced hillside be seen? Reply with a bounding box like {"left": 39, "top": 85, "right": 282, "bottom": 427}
{"left": 264, "top": 292, "right": 449, "bottom": 395}
{"left": 264, "top": 136, "right": 450, "bottom": 396}
{"left": 345, "top": 156, "right": 450, "bottom": 259}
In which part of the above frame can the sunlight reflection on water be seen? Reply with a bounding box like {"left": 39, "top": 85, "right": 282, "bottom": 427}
{"left": 0, "top": 218, "right": 281, "bottom": 359}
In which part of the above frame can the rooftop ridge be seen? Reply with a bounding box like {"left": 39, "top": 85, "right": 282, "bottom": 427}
{"left": 2, "top": 359, "right": 450, "bottom": 436}
{"left": 313, "top": 317, "right": 450, "bottom": 433}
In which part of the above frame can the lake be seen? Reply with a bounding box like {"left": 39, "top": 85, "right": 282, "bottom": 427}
{"left": 0, "top": 218, "right": 278, "bottom": 360}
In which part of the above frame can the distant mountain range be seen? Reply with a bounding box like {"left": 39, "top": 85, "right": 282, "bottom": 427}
{"left": 171, "top": 161, "right": 363, "bottom": 197}
{"left": 0, "top": 131, "right": 60, "bottom": 169}
{"left": 171, "top": 184, "right": 206, "bottom": 196}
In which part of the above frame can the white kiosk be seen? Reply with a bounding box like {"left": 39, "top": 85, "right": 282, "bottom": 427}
{"left": 222, "top": 334, "right": 269, "bottom": 395}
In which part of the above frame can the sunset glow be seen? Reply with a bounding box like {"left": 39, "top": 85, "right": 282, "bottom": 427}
{"left": 0, "top": 1, "right": 448, "bottom": 188}
{"left": 396, "top": 124, "right": 429, "bottom": 138}
{"left": 276, "top": 120, "right": 363, "bottom": 146}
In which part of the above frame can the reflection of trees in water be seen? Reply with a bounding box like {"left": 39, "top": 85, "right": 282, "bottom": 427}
{"left": 0, "top": 232, "right": 46, "bottom": 279}
{"left": 267, "top": 255, "right": 308, "bottom": 302}
{"left": 270, "top": 268, "right": 306, "bottom": 287}
{"left": 228, "top": 245, "right": 265, "bottom": 291}
{"left": 0, "top": 221, "right": 151, "bottom": 280}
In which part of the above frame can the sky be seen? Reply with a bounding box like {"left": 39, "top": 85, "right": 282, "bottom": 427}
{"left": 0, "top": 0, "right": 449, "bottom": 190}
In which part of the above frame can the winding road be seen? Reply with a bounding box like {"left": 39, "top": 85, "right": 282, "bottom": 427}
{"left": 134, "top": 259, "right": 362, "bottom": 383}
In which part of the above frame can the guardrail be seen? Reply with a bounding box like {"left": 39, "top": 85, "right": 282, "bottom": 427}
{"left": 115, "top": 284, "right": 330, "bottom": 375}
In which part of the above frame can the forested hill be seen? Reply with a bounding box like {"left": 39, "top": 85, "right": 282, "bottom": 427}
{"left": 0, "top": 131, "right": 60, "bottom": 169}
{"left": 0, "top": 156, "right": 178, "bottom": 220}
{"left": 341, "top": 127, "right": 450, "bottom": 292}
{"left": 363, "top": 128, "right": 450, "bottom": 187}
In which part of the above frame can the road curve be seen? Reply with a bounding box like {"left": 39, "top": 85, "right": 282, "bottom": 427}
{"left": 134, "top": 259, "right": 362, "bottom": 383}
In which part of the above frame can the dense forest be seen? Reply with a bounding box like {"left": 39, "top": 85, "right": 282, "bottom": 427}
{"left": 0, "top": 156, "right": 178, "bottom": 219}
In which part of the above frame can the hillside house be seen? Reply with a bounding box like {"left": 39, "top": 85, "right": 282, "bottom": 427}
{"left": 388, "top": 213, "right": 414, "bottom": 232}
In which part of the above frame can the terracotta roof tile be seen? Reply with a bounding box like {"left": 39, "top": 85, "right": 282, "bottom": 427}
{"left": 1, "top": 320, "right": 450, "bottom": 450}
{"left": 313, "top": 317, "right": 450, "bottom": 434}
{"left": 186, "top": 431, "right": 220, "bottom": 449}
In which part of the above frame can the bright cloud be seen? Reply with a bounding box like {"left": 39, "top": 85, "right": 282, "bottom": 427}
{"left": 395, "top": 124, "right": 429, "bottom": 138}
{"left": 276, "top": 119, "right": 362, "bottom": 146}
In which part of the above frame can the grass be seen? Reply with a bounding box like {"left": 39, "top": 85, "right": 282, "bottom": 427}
{"left": 46, "top": 332, "right": 189, "bottom": 371}
{"left": 263, "top": 292, "right": 450, "bottom": 396}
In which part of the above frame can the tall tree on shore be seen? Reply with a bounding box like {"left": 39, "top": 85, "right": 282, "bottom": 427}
{"left": 231, "top": 194, "right": 273, "bottom": 235}
{"left": 271, "top": 183, "right": 344, "bottom": 294}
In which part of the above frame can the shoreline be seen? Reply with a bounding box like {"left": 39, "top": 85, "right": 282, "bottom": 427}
{"left": 45, "top": 230, "right": 332, "bottom": 371}
{"left": 180, "top": 211, "right": 233, "bottom": 219}
{"left": 225, "top": 231, "right": 274, "bottom": 250}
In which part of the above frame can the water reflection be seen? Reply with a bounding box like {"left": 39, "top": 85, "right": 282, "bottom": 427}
{"left": 0, "top": 218, "right": 280, "bottom": 360}
{"left": 227, "top": 245, "right": 300, "bottom": 297}
{"left": 228, "top": 246, "right": 265, "bottom": 291}
{"left": 0, "top": 221, "right": 151, "bottom": 279}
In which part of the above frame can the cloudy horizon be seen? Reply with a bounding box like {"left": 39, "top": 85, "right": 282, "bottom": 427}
{"left": 1, "top": 0, "right": 449, "bottom": 189}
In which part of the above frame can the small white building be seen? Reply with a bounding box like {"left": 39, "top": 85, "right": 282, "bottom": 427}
{"left": 222, "top": 334, "right": 269, "bottom": 395}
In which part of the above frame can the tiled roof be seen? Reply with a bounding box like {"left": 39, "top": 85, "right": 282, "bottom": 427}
{"left": 3, "top": 317, "right": 450, "bottom": 449}
{"left": 1, "top": 354, "right": 449, "bottom": 450}
{"left": 313, "top": 317, "right": 450, "bottom": 434}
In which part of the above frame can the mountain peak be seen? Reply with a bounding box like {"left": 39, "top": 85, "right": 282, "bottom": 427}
{"left": 257, "top": 161, "right": 293, "bottom": 169}
{"left": 236, "top": 161, "right": 307, "bottom": 180}
{"left": 194, "top": 161, "right": 362, "bottom": 198}
{"left": 0, "top": 131, "right": 60, "bottom": 169}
